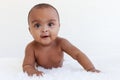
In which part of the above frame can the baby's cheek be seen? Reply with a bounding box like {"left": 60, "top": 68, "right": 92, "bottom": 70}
{"left": 51, "top": 34, "right": 58, "bottom": 40}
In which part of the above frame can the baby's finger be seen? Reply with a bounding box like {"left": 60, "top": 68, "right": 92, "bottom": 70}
{"left": 36, "top": 71, "right": 44, "bottom": 76}
{"left": 91, "top": 69, "right": 100, "bottom": 73}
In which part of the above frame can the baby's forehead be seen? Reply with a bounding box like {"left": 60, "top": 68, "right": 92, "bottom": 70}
{"left": 30, "top": 7, "right": 59, "bottom": 19}
{"left": 30, "top": 7, "right": 59, "bottom": 18}
{"left": 29, "top": 6, "right": 58, "bottom": 17}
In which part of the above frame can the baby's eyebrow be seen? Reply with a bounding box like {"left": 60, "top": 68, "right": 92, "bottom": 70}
{"left": 31, "top": 19, "right": 57, "bottom": 23}
{"left": 31, "top": 20, "right": 39, "bottom": 23}
{"left": 48, "top": 19, "right": 56, "bottom": 22}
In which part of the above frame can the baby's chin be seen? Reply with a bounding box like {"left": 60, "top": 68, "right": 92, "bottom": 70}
{"left": 35, "top": 37, "right": 57, "bottom": 46}
{"left": 37, "top": 40, "right": 54, "bottom": 46}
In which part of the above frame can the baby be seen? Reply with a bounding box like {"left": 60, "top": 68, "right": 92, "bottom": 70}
{"left": 22, "top": 3, "right": 100, "bottom": 76}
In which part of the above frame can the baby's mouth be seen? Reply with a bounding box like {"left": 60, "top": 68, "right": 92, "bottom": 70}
{"left": 40, "top": 35, "right": 50, "bottom": 38}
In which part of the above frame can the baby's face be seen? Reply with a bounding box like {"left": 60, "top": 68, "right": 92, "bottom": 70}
{"left": 28, "top": 7, "right": 60, "bottom": 46}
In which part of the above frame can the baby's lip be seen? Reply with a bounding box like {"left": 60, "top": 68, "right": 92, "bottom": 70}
{"left": 40, "top": 35, "right": 50, "bottom": 38}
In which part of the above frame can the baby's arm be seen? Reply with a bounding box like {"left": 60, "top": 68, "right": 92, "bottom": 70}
{"left": 22, "top": 43, "right": 44, "bottom": 76}
{"left": 60, "top": 38, "right": 100, "bottom": 72}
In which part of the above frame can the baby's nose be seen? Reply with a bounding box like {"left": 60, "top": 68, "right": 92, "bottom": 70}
{"left": 41, "top": 27, "right": 48, "bottom": 32}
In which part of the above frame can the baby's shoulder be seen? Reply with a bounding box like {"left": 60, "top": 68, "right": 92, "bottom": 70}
{"left": 56, "top": 37, "right": 70, "bottom": 45}
{"left": 25, "top": 41, "right": 36, "bottom": 50}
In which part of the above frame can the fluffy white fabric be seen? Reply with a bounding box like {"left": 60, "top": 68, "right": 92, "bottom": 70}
{"left": 0, "top": 54, "right": 120, "bottom": 80}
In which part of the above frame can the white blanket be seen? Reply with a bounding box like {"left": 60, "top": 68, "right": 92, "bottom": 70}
{"left": 0, "top": 54, "right": 120, "bottom": 80}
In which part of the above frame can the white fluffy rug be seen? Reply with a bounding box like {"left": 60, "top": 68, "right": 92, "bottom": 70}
{"left": 0, "top": 54, "right": 120, "bottom": 80}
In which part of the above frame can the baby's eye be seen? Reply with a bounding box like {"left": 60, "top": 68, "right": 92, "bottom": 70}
{"left": 34, "top": 23, "right": 41, "bottom": 28}
{"left": 48, "top": 23, "right": 54, "bottom": 27}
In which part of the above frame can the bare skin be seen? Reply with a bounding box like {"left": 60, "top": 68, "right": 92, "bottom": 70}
{"left": 23, "top": 3, "right": 100, "bottom": 76}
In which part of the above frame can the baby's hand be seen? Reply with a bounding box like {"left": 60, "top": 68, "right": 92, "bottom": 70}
{"left": 34, "top": 71, "right": 44, "bottom": 76}
{"left": 27, "top": 70, "right": 44, "bottom": 76}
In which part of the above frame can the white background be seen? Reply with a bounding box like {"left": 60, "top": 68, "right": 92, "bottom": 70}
{"left": 0, "top": 0, "right": 120, "bottom": 58}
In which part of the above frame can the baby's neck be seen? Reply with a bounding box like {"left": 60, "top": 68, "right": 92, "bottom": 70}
{"left": 34, "top": 40, "right": 57, "bottom": 49}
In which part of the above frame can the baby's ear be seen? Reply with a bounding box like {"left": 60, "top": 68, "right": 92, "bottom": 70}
{"left": 28, "top": 27, "right": 32, "bottom": 34}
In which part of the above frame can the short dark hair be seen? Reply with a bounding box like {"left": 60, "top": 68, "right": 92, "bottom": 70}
{"left": 28, "top": 3, "right": 60, "bottom": 24}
